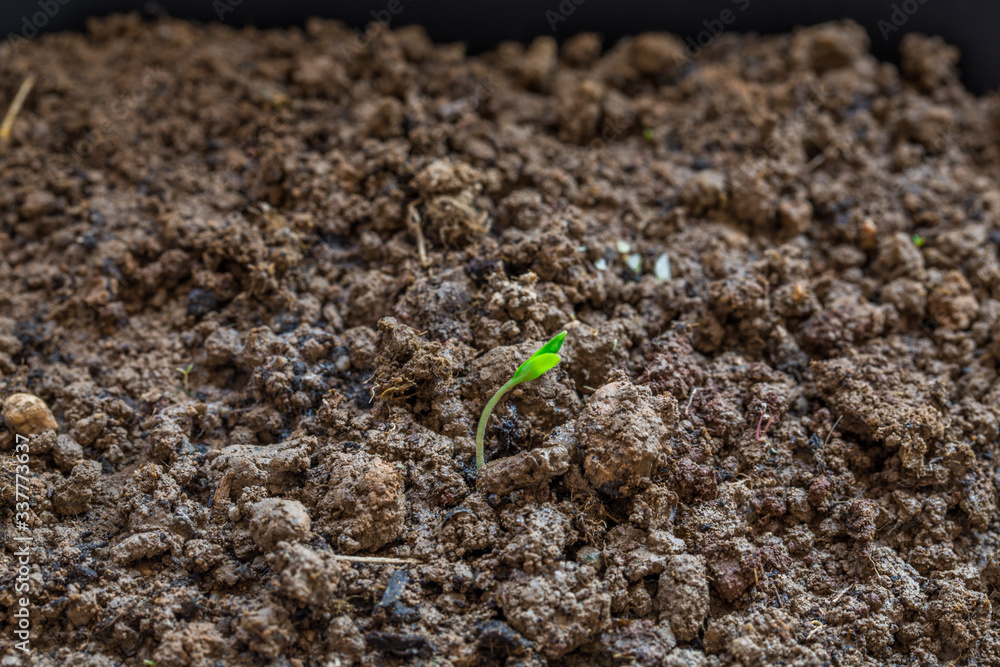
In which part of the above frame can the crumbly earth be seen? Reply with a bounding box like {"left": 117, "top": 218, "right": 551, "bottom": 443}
{"left": 1, "top": 15, "right": 1000, "bottom": 667}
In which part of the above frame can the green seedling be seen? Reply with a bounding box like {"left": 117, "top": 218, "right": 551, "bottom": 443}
{"left": 912, "top": 234, "right": 926, "bottom": 248}
{"left": 475, "top": 331, "right": 567, "bottom": 470}
{"left": 643, "top": 128, "right": 655, "bottom": 143}
{"left": 177, "top": 363, "right": 194, "bottom": 396}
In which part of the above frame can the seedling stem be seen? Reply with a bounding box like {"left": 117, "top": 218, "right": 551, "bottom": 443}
{"left": 475, "top": 331, "right": 567, "bottom": 470}
{"left": 0, "top": 75, "right": 35, "bottom": 151}
{"left": 755, "top": 403, "right": 772, "bottom": 440}
{"left": 177, "top": 363, "right": 194, "bottom": 396}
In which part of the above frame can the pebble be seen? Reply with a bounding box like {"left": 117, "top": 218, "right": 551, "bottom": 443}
{"left": 52, "top": 434, "right": 85, "bottom": 471}
{"left": 3, "top": 393, "right": 58, "bottom": 436}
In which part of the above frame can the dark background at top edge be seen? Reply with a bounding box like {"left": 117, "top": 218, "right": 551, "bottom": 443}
{"left": 2, "top": 0, "right": 998, "bottom": 95}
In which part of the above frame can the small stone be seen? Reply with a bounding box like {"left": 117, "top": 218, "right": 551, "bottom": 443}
{"left": 3, "top": 393, "right": 58, "bottom": 436}
{"left": 576, "top": 546, "right": 603, "bottom": 567}
{"left": 709, "top": 560, "right": 750, "bottom": 603}
{"left": 625, "top": 253, "right": 643, "bottom": 274}
{"left": 52, "top": 434, "right": 85, "bottom": 471}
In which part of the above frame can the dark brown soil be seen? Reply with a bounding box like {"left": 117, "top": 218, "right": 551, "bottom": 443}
{"left": 1, "top": 14, "right": 1000, "bottom": 667}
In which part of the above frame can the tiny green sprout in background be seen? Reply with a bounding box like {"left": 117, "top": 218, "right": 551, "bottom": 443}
{"left": 643, "top": 128, "right": 655, "bottom": 143}
{"left": 144, "top": 661, "right": 156, "bottom": 667}
{"left": 615, "top": 239, "right": 643, "bottom": 274}
{"left": 654, "top": 253, "right": 671, "bottom": 282}
{"left": 177, "top": 363, "right": 194, "bottom": 396}
{"left": 476, "top": 331, "right": 567, "bottom": 470}
{"left": 912, "top": 234, "right": 926, "bottom": 248}
{"left": 625, "top": 253, "right": 643, "bottom": 273}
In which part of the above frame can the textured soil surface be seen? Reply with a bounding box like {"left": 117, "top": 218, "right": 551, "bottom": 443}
{"left": 2, "top": 14, "right": 1000, "bottom": 667}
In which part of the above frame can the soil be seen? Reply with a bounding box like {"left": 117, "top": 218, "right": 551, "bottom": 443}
{"left": 1, "top": 14, "right": 1000, "bottom": 667}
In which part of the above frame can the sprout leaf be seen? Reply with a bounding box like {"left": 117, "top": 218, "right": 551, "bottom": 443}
{"left": 510, "top": 331, "right": 566, "bottom": 383}
{"left": 511, "top": 353, "right": 561, "bottom": 384}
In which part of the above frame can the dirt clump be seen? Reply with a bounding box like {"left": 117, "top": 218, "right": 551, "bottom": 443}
{"left": 658, "top": 555, "right": 710, "bottom": 642}
{"left": 496, "top": 561, "right": 611, "bottom": 660}
{"left": 578, "top": 375, "right": 677, "bottom": 496}
{"left": 477, "top": 443, "right": 570, "bottom": 495}
{"left": 248, "top": 498, "right": 312, "bottom": 551}
{"left": 310, "top": 449, "right": 406, "bottom": 554}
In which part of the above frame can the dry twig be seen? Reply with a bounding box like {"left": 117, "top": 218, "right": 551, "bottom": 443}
{"left": 329, "top": 554, "right": 421, "bottom": 565}
{"left": 0, "top": 75, "right": 36, "bottom": 150}
{"left": 406, "top": 199, "right": 429, "bottom": 267}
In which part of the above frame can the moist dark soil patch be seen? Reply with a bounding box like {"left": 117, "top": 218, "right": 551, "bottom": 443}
{"left": 1, "top": 14, "right": 1000, "bottom": 667}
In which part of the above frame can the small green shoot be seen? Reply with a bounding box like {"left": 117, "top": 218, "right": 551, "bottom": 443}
{"left": 654, "top": 253, "right": 671, "bottom": 281}
{"left": 144, "top": 661, "right": 156, "bottom": 667}
{"left": 177, "top": 363, "right": 194, "bottom": 396}
{"left": 476, "top": 331, "right": 567, "bottom": 470}
{"left": 625, "top": 253, "right": 642, "bottom": 273}
{"left": 615, "top": 239, "right": 643, "bottom": 274}
{"left": 643, "top": 128, "right": 655, "bottom": 143}
{"left": 912, "top": 234, "right": 926, "bottom": 248}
